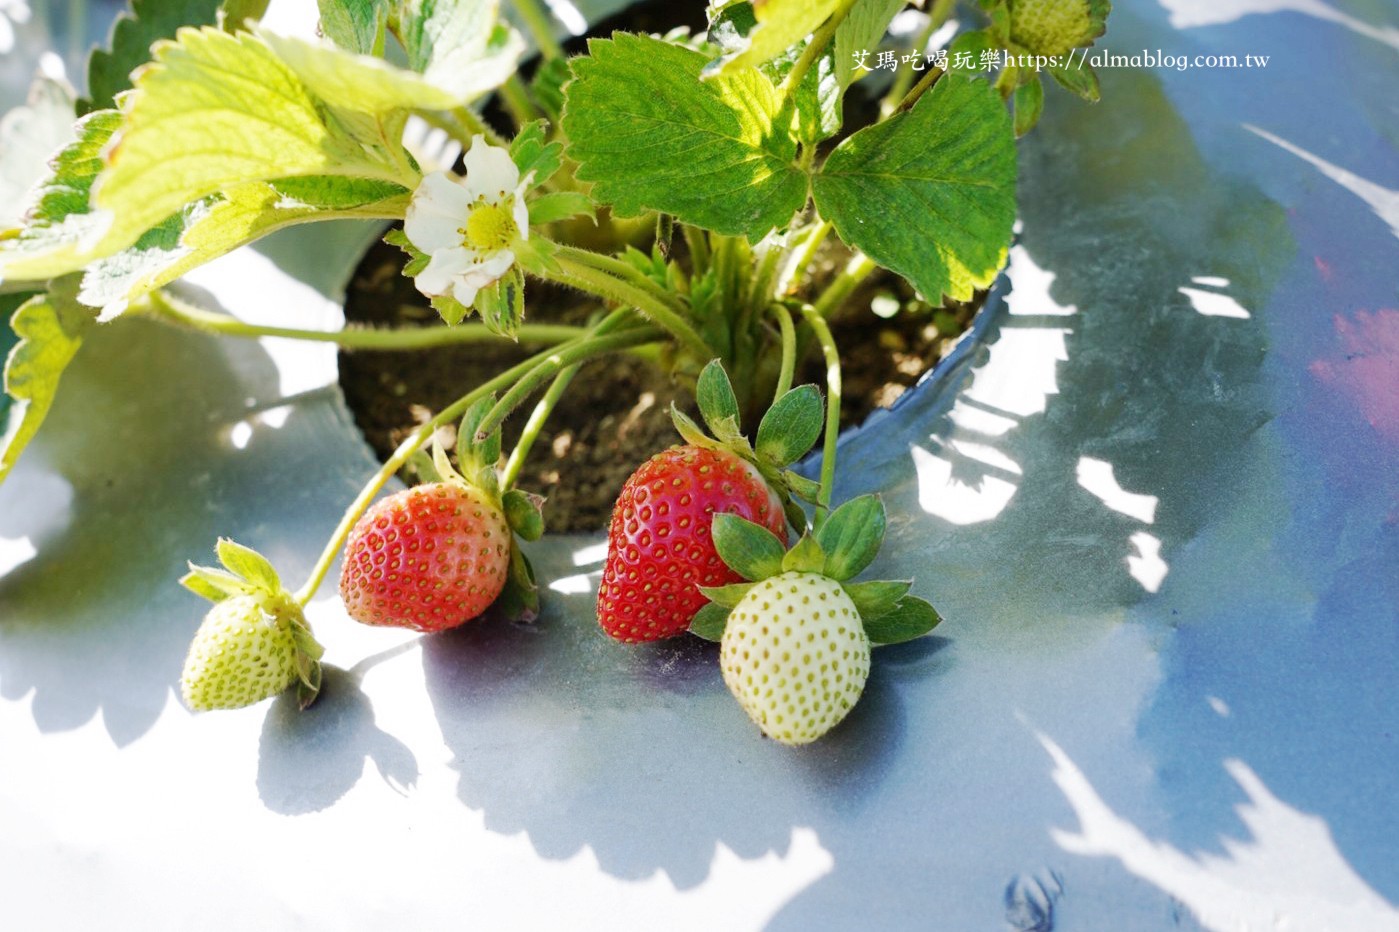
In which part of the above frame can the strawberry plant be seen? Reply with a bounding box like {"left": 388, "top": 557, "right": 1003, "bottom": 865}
{"left": 0, "top": 0, "right": 1111, "bottom": 740}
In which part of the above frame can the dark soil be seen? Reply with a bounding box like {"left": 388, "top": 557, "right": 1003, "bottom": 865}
{"left": 339, "top": 238, "right": 981, "bottom": 532}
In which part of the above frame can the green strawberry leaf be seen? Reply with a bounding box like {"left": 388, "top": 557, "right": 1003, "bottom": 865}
{"left": 756, "top": 384, "right": 823, "bottom": 466}
{"left": 180, "top": 563, "right": 257, "bottom": 602}
{"left": 698, "top": 581, "right": 756, "bottom": 608}
{"left": 841, "top": 578, "right": 911, "bottom": 620}
{"left": 89, "top": 29, "right": 410, "bottom": 261}
{"left": 696, "top": 359, "right": 742, "bottom": 436}
{"left": 712, "top": 0, "right": 842, "bottom": 73}
{"left": 216, "top": 538, "right": 282, "bottom": 593}
{"left": 528, "top": 192, "right": 596, "bottom": 225}
{"left": 863, "top": 595, "right": 941, "bottom": 644}
{"left": 0, "top": 285, "right": 95, "bottom": 485}
{"left": 815, "top": 494, "right": 885, "bottom": 580}
{"left": 502, "top": 488, "right": 545, "bottom": 541}
{"left": 689, "top": 600, "right": 731, "bottom": 641}
{"left": 0, "top": 110, "right": 121, "bottom": 282}
{"left": 946, "top": 29, "right": 994, "bottom": 74}
{"left": 781, "top": 533, "right": 826, "bottom": 573}
{"left": 81, "top": 0, "right": 225, "bottom": 114}
{"left": 510, "top": 121, "right": 564, "bottom": 191}
{"left": 562, "top": 33, "right": 809, "bottom": 242}
{"left": 317, "top": 0, "right": 391, "bottom": 54}
{"left": 79, "top": 177, "right": 409, "bottom": 312}
{"left": 832, "top": 0, "right": 906, "bottom": 99}
{"left": 257, "top": 29, "right": 459, "bottom": 114}
{"left": 1013, "top": 74, "right": 1044, "bottom": 137}
{"left": 221, "top": 0, "right": 271, "bottom": 30}
{"left": 397, "top": 0, "right": 526, "bottom": 105}
{"left": 712, "top": 512, "right": 787, "bottom": 581}
{"left": 0, "top": 76, "right": 77, "bottom": 230}
{"left": 812, "top": 74, "right": 1016, "bottom": 304}
{"left": 530, "top": 56, "right": 572, "bottom": 122}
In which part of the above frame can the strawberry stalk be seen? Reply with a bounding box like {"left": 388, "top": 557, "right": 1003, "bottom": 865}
{"left": 292, "top": 324, "right": 664, "bottom": 605}
{"left": 777, "top": 0, "right": 861, "bottom": 101}
{"left": 543, "top": 244, "right": 713, "bottom": 359}
{"left": 768, "top": 302, "right": 797, "bottom": 403}
{"left": 143, "top": 289, "right": 585, "bottom": 349}
{"left": 501, "top": 362, "right": 579, "bottom": 489}
{"left": 798, "top": 302, "right": 842, "bottom": 529}
{"left": 473, "top": 308, "right": 638, "bottom": 443}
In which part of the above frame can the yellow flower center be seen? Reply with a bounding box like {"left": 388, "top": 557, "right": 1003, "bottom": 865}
{"left": 460, "top": 198, "right": 519, "bottom": 253}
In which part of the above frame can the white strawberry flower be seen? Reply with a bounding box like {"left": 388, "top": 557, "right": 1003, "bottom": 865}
{"left": 404, "top": 135, "right": 531, "bottom": 308}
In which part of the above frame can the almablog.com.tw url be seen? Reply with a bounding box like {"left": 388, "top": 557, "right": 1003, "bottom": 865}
{"left": 850, "top": 48, "right": 1271, "bottom": 73}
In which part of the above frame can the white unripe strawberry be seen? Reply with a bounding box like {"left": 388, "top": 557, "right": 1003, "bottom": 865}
{"left": 720, "top": 571, "right": 871, "bottom": 746}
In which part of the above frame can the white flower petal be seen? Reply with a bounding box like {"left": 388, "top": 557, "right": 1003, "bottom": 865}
{"left": 512, "top": 193, "right": 530, "bottom": 242}
{"left": 405, "top": 172, "right": 472, "bottom": 253}
{"left": 461, "top": 135, "right": 520, "bottom": 204}
{"left": 451, "top": 279, "right": 481, "bottom": 308}
{"left": 464, "top": 251, "right": 515, "bottom": 286}
{"left": 415, "top": 246, "right": 474, "bottom": 296}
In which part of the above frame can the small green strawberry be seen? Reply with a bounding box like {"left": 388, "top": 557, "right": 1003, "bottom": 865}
{"left": 692, "top": 496, "right": 943, "bottom": 745}
{"left": 182, "top": 594, "right": 301, "bottom": 711}
{"left": 1008, "top": 0, "right": 1110, "bottom": 57}
{"left": 179, "top": 539, "right": 324, "bottom": 712}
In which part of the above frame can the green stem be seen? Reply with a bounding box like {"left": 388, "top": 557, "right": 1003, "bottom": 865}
{"left": 775, "top": 220, "right": 831, "bottom": 297}
{"left": 482, "top": 310, "right": 639, "bottom": 445}
{"left": 894, "top": 65, "right": 945, "bottom": 114}
{"left": 511, "top": 0, "right": 564, "bottom": 59}
{"left": 145, "top": 291, "right": 583, "bottom": 349}
{"left": 812, "top": 252, "right": 877, "bottom": 318}
{"left": 501, "top": 74, "right": 543, "bottom": 127}
{"left": 747, "top": 238, "right": 786, "bottom": 316}
{"left": 683, "top": 225, "right": 711, "bottom": 276}
{"left": 501, "top": 365, "right": 578, "bottom": 489}
{"left": 556, "top": 245, "right": 687, "bottom": 312}
{"left": 770, "top": 303, "right": 797, "bottom": 403}
{"left": 292, "top": 327, "right": 661, "bottom": 605}
{"left": 779, "top": 0, "right": 861, "bottom": 101}
{"left": 881, "top": 0, "right": 955, "bottom": 115}
{"left": 545, "top": 247, "right": 713, "bottom": 358}
{"left": 798, "top": 303, "right": 842, "bottom": 528}
{"left": 450, "top": 106, "right": 509, "bottom": 148}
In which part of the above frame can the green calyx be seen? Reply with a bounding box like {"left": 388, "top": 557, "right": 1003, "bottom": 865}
{"left": 670, "top": 358, "right": 826, "bottom": 530}
{"left": 692, "top": 495, "right": 942, "bottom": 645}
{"left": 180, "top": 538, "right": 324, "bottom": 709}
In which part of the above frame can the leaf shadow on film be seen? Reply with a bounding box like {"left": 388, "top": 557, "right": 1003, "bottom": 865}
{"left": 257, "top": 664, "right": 419, "bottom": 816}
{"left": 764, "top": 60, "right": 1307, "bottom": 926}
{"left": 0, "top": 317, "right": 287, "bottom": 745}
{"left": 421, "top": 554, "right": 917, "bottom": 891}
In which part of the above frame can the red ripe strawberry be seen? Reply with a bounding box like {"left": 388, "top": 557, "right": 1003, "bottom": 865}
{"left": 340, "top": 482, "right": 511, "bottom": 633}
{"left": 598, "top": 445, "right": 787, "bottom": 642}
